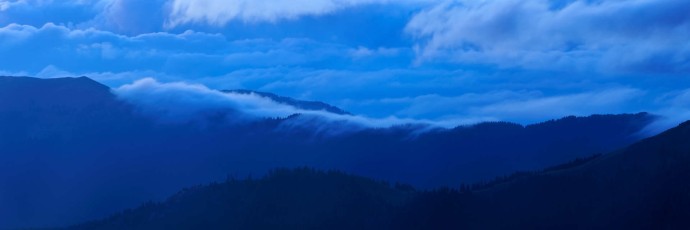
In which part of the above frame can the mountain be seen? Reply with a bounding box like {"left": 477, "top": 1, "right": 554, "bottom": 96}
{"left": 319, "top": 113, "right": 654, "bottom": 187}
{"left": 69, "top": 168, "right": 412, "bottom": 230}
{"left": 0, "top": 76, "right": 113, "bottom": 109}
{"left": 68, "top": 121, "right": 690, "bottom": 229}
{"left": 444, "top": 119, "right": 690, "bottom": 229}
{"left": 0, "top": 76, "right": 657, "bottom": 228}
{"left": 223, "top": 89, "right": 350, "bottom": 115}
{"left": 0, "top": 76, "right": 140, "bottom": 154}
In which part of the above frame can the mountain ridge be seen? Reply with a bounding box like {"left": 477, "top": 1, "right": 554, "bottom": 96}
{"left": 67, "top": 120, "right": 690, "bottom": 229}
{"left": 223, "top": 89, "right": 351, "bottom": 115}
{"left": 0, "top": 76, "right": 664, "bottom": 229}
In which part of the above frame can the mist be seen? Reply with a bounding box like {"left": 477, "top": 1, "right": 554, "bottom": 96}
{"left": 113, "top": 78, "right": 470, "bottom": 131}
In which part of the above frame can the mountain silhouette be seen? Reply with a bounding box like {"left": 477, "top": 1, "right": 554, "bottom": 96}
{"left": 69, "top": 168, "right": 411, "bottom": 230}
{"left": 0, "top": 76, "right": 113, "bottom": 109}
{"left": 394, "top": 119, "right": 690, "bottom": 229}
{"left": 68, "top": 121, "right": 690, "bottom": 230}
{"left": 223, "top": 89, "right": 351, "bottom": 115}
{"left": 0, "top": 76, "right": 658, "bottom": 228}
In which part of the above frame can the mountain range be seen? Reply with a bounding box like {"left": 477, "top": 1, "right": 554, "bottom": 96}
{"left": 0, "top": 76, "right": 664, "bottom": 229}
{"left": 69, "top": 120, "right": 690, "bottom": 229}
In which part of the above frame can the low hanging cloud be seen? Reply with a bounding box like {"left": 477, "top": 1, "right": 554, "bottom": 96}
{"left": 406, "top": 0, "right": 690, "bottom": 73}
{"left": 112, "top": 78, "right": 690, "bottom": 136}
{"left": 114, "top": 78, "right": 298, "bottom": 122}
{"left": 113, "top": 78, "right": 466, "bottom": 131}
{"left": 640, "top": 88, "right": 690, "bottom": 135}
{"left": 474, "top": 88, "right": 646, "bottom": 123}
{"left": 358, "top": 88, "right": 646, "bottom": 125}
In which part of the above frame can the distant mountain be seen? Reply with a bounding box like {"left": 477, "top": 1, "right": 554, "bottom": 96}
{"left": 321, "top": 113, "right": 655, "bottom": 187}
{"left": 0, "top": 76, "right": 134, "bottom": 146}
{"left": 392, "top": 119, "right": 690, "bottom": 229}
{"left": 68, "top": 121, "right": 690, "bottom": 230}
{"left": 0, "top": 76, "right": 113, "bottom": 109}
{"left": 223, "top": 89, "right": 350, "bottom": 115}
{"left": 0, "top": 76, "right": 658, "bottom": 228}
{"left": 440, "top": 119, "right": 690, "bottom": 229}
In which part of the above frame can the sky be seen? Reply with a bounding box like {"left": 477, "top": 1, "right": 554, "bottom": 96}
{"left": 1, "top": 0, "right": 689, "bottom": 127}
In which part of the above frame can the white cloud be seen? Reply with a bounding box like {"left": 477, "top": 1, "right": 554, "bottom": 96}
{"left": 0, "top": 1, "right": 11, "bottom": 11}
{"left": 474, "top": 88, "right": 645, "bottom": 122}
{"left": 113, "top": 77, "right": 687, "bottom": 136}
{"left": 83, "top": 0, "right": 169, "bottom": 35}
{"left": 0, "top": 23, "right": 367, "bottom": 79}
{"left": 165, "top": 0, "right": 431, "bottom": 27}
{"left": 356, "top": 88, "right": 646, "bottom": 124}
{"left": 406, "top": 0, "right": 690, "bottom": 73}
{"left": 0, "top": 0, "right": 30, "bottom": 11}
{"left": 113, "top": 78, "right": 468, "bottom": 131}
{"left": 641, "top": 88, "right": 690, "bottom": 135}
{"left": 349, "top": 46, "right": 400, "bottom": 59}
{"left": 114, "top": 77, "right": 299, "bottom": 122}
{"left": 1, "top": 1, "right": 689, "bottom": 130}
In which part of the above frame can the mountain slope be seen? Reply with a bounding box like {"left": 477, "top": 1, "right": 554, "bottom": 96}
{"left": 223, "top": 89, "right": 350, "bottom": 115}
{"left": 402, "top": 120, "right": 690, "bottom": 229}
{"left": 70, "top": 168, "right": 412, "bottom": 230}
{"left": 327, "top": 113, "right": 654, "bottom": 187}
{"left": 0, "top": 76, "right": 113, "bottom": 109}
{"left": 0, "top": 76, "right": 136, "bottom": 147}
{"left": 0, "top": 76, "right": 658, "bottom": 228}
{"left": 68, "top": 121, "right": 690, "bottom": 230}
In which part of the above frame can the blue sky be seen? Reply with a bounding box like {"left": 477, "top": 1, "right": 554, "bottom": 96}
{"left": 1, "top": 0, "right": 689, "bottom": 127}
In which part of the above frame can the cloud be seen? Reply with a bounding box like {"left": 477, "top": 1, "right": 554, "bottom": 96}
{"left": 374, "top": 91, "right": 542, "bottom": 118}
{"left": 0, "top": 0, "right": 170, "bottom": 35}
{"left": 0, "top": 0, "right": 43, "bottom": 12}
{"left": 112, "top": 77, "right": 690, "bottom": 138}
{"left": 0, "top": 0, "right": 18, "bottom": 11}
{"left": 0, "top": 23, "right": 385, "bottom": 78}
{"left": 113, "top": 78, "right": 468, "bottom": 131}
{"left": 0, "top": 22, "right": 685, "bottom": 129}
{"left": 349, "top": 46, "right": 400, "bottom": 59}
{"left": 165, "top": 0, "right": 430, "bottom": 27}
{"left": 641, "top": 88, "right": 690, "bottom": 135}
{"left": 1, "top": 1, "right": 689, "bottom": 129}
{"left": 0, "top": 0, "right": 101, "bottom": 28}
{"left": 474, "top": 88, "right": 645, "bottom": 122}
{"left": 114, "top": 78, "right": 298, "bottom": 122}
{"left": 352, "top": 88, "right": 646, "bottom": 124}
{"left": 112, "top": 77, "right": 690, "bottom": 137}
{"left": 406, "top": 0, "right": 690, "bottom": 73}
{"left": 82, "top": 0, "right": 169, "bottom": 35}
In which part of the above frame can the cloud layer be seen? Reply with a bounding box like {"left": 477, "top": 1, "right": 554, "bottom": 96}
{"left": 114, "top": 78, "right": 468, "bottom": 131}
{"left": 112, "top": 77, "right": 690, "bottom": 136}
{"left": 406, "top": 0, "right": 690, "bottom": 73}
{"left": 0, "top": 0, "right": 689, "bottom": 131}
{"left": 0, "top": 22, "right": 404, "bottom": 84}
{"left": 166, "top": 0, "right": 430, "bottom": 27}
{"left": 114, "top": 78, "right": 298, "bottom": 122}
